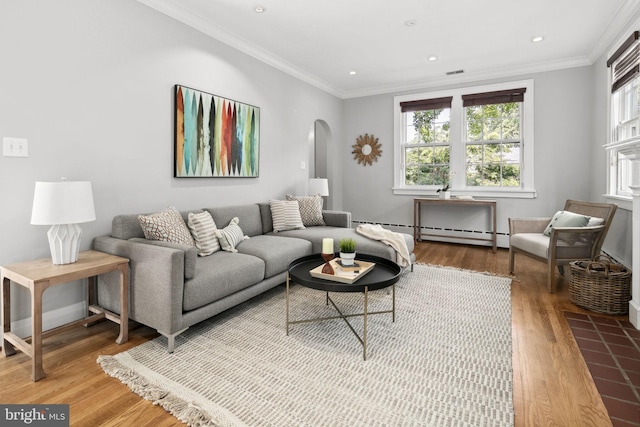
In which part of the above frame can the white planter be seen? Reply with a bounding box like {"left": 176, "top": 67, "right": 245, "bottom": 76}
{"left": 439, "top": 190, "right": 451, "bottom": 200}
{"left": 340, "top": 252, "right": 356, "bottom": 265}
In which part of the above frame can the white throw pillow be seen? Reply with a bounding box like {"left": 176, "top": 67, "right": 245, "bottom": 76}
{"left": 216, "top": 217, "right": 249, "bottom": 253}
{"left": 270, "top": 200, "right": 306, "bottom": 232}
{"left": 187, "top": 211, "right": 220, "bottom": 256}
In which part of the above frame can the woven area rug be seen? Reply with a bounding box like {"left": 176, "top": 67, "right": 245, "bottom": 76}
{"left": 98, "top": 264, "right": 514, "bottom": 426}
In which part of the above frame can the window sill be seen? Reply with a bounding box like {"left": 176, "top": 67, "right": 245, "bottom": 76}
{"left": 393, "top": 187, "right": 537, "bottom": 199}
{"left": 603, "top": 194, "right": 633, "bottom": 211}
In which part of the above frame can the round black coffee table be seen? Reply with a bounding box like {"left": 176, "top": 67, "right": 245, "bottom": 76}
{"left": 286, "top": 253, "right": 402, "bottom": 360}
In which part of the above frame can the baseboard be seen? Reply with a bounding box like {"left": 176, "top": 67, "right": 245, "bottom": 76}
{"left": 352, "top": 220, "right": 509, "bottom": 249}
{"left": 6, "top": 302, "right": 87, "bottom": 339}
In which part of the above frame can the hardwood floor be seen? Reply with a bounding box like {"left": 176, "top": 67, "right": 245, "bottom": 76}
{"left": 0, "top": 242, "right": 626, "bottom": 426}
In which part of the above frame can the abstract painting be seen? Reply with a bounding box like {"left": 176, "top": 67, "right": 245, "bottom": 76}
{"left": 174, "top": 85, "right": 260, "bottom": 177}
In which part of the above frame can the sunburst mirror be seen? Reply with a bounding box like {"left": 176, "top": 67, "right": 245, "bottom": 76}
{"left": 352, "top": 133, "right": 382, "bottom": 166}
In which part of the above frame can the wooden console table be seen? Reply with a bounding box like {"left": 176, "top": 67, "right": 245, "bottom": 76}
{"left": 1, "top": 250, "right": 129, "bottom": 381}
{"left": 413, "top": 198, "right": 497, "bottom": 253}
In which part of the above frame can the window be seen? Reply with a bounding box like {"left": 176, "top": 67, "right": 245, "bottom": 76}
{"left": 393, "top": 80, "right": 535, "bottom": 198}
{"left": 400, "top": 97, "right": 451, "bottom": 186}
{"left": 606, "top": 30, "right": 640, "bottom": 202}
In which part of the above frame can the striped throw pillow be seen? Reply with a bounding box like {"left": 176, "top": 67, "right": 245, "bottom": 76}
{"left": 187, "top": 211, "right": 220, "bottom": 256}
{"left": 216, "top": 217, "right": 249, "bottom": 253}
{"left": 270, "top": 200, "right": 306, "bottom": 232}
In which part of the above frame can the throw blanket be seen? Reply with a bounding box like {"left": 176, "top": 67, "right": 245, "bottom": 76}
{"left": 356, "top": 223, "right": 411, "bottom": 268}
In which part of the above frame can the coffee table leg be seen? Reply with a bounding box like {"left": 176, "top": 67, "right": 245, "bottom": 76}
{"left": 285, "top": 272, "right": 290, "bottom": 336}
{"left": 363, "top": 286, "right": 368, "bottom": 361}
{"left": 392, "top": 284, "right": 396, "bottom": 322}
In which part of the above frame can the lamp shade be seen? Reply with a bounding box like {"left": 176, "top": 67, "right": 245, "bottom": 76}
{"left": 308, "top": 178, "right": 329, "bottom": 197}
{"left": 31, "top": 181, "right": 96, "bottom": 225}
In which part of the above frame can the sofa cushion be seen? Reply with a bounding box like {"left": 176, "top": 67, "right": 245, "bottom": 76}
{"left": 237, "top": 235, "right": 312, "bottom": 278}
{"left": 286, "top": 194, "right": 326, "bottom": 226}
{"left": 206, "top": 204, "right": 263, "bottom": 237}
{"left": 183, "top": 252, "right": 265, "bottom": 312}
{"left": 187, "top": 211, "right": 220, "bottom": 256}
{"left": 273, "top": 226, "right": 414, "bottom": 264}
{"left": 216, "top": 217, "right": 249, "bottom": 253}
{"left": 270, "top": 200, "right": 305, "bottom": 232}
{"left": 138, "top": 206, "right": 195, "bottom": 246}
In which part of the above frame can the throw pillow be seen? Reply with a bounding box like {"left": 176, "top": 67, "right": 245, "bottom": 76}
{"left": 286, "top": 194, "right": 325, "bottom": 226}
{"left": 270, "top": 200, "right": 306, "bottom": 232}
{"left": 543, "top": 210, "right": 591, "bottom": 236}
{"left": 138, "top": 206, "right": 195, "bottom": 246}
{"left": 216, "top": 217, "right": 249, "bottom": 252}
{"left": 187, "top": 211, "right": 220, "bottom": 256}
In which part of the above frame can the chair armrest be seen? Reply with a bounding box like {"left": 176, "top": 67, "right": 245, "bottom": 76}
{"left": 509, "top": 217, "right": 551, "bottom": 235}
{"left": 323, "top": 210, "right": 352, "bottom": 228}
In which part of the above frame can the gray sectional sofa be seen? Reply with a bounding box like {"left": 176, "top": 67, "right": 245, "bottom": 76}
{"left": 93, "top": 202, "right": 415, "bottom": 352}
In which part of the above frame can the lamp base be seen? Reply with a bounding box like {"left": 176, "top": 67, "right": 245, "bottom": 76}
{"left": 47, "top": 224, "right": 82, "bottom": 265}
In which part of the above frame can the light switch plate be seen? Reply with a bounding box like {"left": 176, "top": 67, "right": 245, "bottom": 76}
{"left": 3, "top": 137, "right": 28, "bottom": 157}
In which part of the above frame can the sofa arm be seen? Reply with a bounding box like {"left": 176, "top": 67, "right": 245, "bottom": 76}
{"left": 93, "top": 236, "right": 186, "bottom": 335}
{"left": 128, "top": 238, "right": 196, "bottom": 279}
{"left": 323, "top": 210, "right": 352, "bottom": 228}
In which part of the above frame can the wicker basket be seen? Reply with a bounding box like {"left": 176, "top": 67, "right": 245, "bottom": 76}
{"left": 569, "top": 255, "right": 631, "bottom": 315}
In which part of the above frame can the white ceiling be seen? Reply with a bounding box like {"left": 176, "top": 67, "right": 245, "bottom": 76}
{"left": 138, "top": 0, "right": 640, "bottom": 98}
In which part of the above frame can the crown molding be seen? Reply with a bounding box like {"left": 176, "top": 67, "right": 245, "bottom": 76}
{"left": 341, "top": 57, "right": 591, "bottom": 99}
{"left": 138, "top": 0, "right": 636, "bottom": 100}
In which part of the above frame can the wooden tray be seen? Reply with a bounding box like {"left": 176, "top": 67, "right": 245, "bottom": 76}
{"left": 310, "top": 259, "right": 376, "bottom": 284}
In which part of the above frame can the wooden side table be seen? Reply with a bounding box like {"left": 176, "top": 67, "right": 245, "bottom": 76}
{"left": 1, "top": 250, "right": 129, "bottom": 381}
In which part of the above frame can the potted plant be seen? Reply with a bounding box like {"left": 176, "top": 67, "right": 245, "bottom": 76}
{"left": 338, "top": 238, "right": 357, "bottom": 266}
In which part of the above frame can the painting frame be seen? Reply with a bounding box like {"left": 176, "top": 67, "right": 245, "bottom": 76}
{"left": 174, "top": 84, "right": 260, "bottom": 178}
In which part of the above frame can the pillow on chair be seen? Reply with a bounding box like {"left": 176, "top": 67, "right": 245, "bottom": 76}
{"left": 543, "top": 211, "right": 590, "bottom": 236}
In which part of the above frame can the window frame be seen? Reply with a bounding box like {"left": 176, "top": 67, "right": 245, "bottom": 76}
{"left": 393, "top": 79, "right": 535, "bottom": 198}
{"left": 604, "top": 29, "right": 640, "bottom": 211}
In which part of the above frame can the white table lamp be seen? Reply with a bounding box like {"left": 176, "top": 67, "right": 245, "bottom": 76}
{"left": 308, "top": 178, "right": 329, "bottom": 197}
{"left": 31, "top": 181, "right": 96, "bottom": 265}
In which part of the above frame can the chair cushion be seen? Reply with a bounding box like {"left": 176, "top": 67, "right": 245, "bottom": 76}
{"left": 511, "top": 233, "right": 592, "bottom": 260}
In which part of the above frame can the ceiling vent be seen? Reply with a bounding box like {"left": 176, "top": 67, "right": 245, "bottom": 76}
{"left": 446, "top": 69, "right": 464, "bottom": 75}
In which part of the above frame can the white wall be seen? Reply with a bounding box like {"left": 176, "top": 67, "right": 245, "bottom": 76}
{"left": 0, "top": 0, "right": 343, "bottom": 327}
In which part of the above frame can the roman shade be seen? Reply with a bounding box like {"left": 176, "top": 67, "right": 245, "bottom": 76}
{"left": 462, "top": 88, "right": 527, "bottom": 107}
{"left": 607, "top": 31, "right": 640, "bottom": 93}
{"left": 400, "top": 96, "right": 452, "bottom": 112}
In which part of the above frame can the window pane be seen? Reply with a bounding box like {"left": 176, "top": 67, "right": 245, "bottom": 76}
{"left": 433, "top": 146, "right": 450, "bottom": 163}
{"left": 502, "top": 116, "right": 520, "bottom": 139}
{"left": 501, "top": 143, "right": 520, "bottom": 163}
{"left": 482, "top": 163, "right": 501, "bottom": 186}
{"left": 502, "top": 164, "right": 521, "bottom": 186}
{"left": 466, "top": 144, "right": 483, "bottom": 163}
{"left": 466, "top": 164, "right": 482, "bottom": 186}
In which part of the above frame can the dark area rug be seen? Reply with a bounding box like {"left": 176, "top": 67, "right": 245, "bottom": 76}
{"left": 564, "top": 312, "right": 640, "bottom": 426}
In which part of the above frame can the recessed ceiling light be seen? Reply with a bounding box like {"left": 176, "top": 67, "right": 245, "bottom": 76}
{"left": 349, "top": 71, "right": 357, "bottom": 75}
{"left": 531, "top": 36, "right": 544, "bottom": 42}
{"left": 404, "top": 20, "right": 417, "bottom": 27}
{"left": 254, "top": 5, "right": 266, "bottom": 13}
{"left": 428, "top": 56, "right": 438, "bottom": 62}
